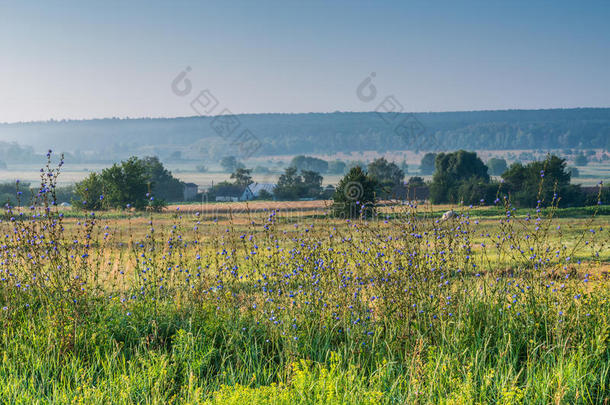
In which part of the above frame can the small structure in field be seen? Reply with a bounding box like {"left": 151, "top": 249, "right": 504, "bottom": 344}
{"left": 183, "top": 183, "right": 199, "bottom": 201}
{"left": 246, "top": 183, "right": 276, "bottom": 200}
{"left": 214, "top": 183, "right": 276, "bottom": 202}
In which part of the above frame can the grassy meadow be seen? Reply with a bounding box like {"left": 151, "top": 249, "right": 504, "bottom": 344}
{"left": 0, "top": 170, "right": 609, "bottom": 404}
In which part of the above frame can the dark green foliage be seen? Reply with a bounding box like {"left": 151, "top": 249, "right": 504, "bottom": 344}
{"left": 77, "top": 157, "right": 150, "bottom": 210}
{"left": 501, "top": 155, "right": 584, "bottom": 207}
{"left": 274, "top": 167, "right": 302, "bottom": 200}
{"left": 367, "top": 158, "right": 404, "bottom": 198}
{"left": 406, "top": 176, "right": 426, "bottom": 187}
{"left": 273, "top": 167, "right": 323, "bottom": 200}
{"left": 74, "top": 172, "right": 106, "bottom": 210}
{"left": 0, "top": 182, "right": 29, "bottom": 207}
{"left": 140, "top": 156, "right": 184, "bottom": 202}
{"left": 332, "top": 167, "right": 377, "bottom": 218}
{"left": 487, "top": 157, "right": 508, "bottom": 176}
{"left": 301, "top": 170, "right": 323, "bottom": 199}
{"left": 457, "top": 177, "right": 498, "bottom": 205}
{"left": 429, "top": 150, "right": 489, "bottom": 204}
{"left": 290, "top": 155, "right": 329, "bottom": 173}
{"left": 75, "top": 156, "right": 182, "bottom": 210}
{"left": 584, "top": 186, "right": 609, "bottom": 206}
{"left": 419, "top": 153, "right": 436, "bottom": 175}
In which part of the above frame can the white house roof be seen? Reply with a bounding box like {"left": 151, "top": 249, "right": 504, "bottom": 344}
{"left": 248, "top": 183, "right": 276, "bottom": 196}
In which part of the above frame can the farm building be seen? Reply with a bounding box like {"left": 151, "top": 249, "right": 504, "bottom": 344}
{"left": 246, "top": 183, "right": 276, "bottom": 199}
{"left": 183, "top": 183, "right": 199, "bottom": 201}
{"left": 214, "top": 183, "right": 276, "bottom": 202}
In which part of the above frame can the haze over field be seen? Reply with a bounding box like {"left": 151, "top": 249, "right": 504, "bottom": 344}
{"left": 0, "top": 109, "right": 609, "bottom": 162}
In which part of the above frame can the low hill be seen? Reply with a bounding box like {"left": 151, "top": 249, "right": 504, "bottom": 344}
{"left": 0, "top": 109, "right": 608, "bottom": 162}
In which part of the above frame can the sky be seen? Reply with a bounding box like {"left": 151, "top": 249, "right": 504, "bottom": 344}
{"left": 0, "top": 0, "right": 609, "bottom": 123}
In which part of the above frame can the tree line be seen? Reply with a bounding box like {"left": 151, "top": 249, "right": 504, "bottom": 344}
{"left": 1, "top": 152, "right": 604, "bottom": 213}
{"left": 2, "top": 109, "right": 609, "bottom": 162}
{"left": 332, "top": 151, "right": 606, "bottom": 219}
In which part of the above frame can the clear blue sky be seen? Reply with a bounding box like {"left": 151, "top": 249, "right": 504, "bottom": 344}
{"left": 1, "top": 0, "right": 609, "bottom": 122}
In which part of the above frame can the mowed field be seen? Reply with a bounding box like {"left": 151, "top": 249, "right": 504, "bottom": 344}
{"left": 1, "top": 196, "right": 609, "bottom": 403}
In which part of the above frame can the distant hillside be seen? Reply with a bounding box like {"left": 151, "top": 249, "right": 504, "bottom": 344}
{"left": 0, "top": 109, "right": 608, "bottom": 163}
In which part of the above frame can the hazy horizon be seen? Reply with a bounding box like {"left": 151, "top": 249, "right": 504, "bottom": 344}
{"left": 4, "top": 107, "right": 610, "bottom": 126}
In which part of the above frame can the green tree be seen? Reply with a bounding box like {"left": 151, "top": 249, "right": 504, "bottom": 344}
{"left": 290, "top": 155, "right": 329, "bottom": 173}
{"left": 74, "top": 172, "right": 105, "bottom": 210}
{"left": 502, "top": 155, "right": 583, "bottom": 207}
{"left": 75, "top": 156, "right": 181, "bottom": 210}
{"left": 406, "top": 176, "right": 426, "bottom": 187}
{"left": 230, "top": 168, "right": 253, "bottom": 188}
{"left": 457, "top": 176, "right": 497, "bottom": 205}
{"left": 419, "top": 153, "right": 436, "bottom": 175}
{"left": 301, "top": 170, "right": 323, "bottom": 198}
{"left": 332, "top": 166, "right": 377, "bottom": 219}
{"left": 367, "top": 158, "right": 404, "bottom": 198}
{"left": 487, "top": 157, "right": 508, "bottom": 176}
{"left": 429, "top": 150, "right": 489, "bottom": 203}
{"left": 274, "top": 167, "right": 303, "bottom": 200}
{"left": 141, "top": 156, "right": 184, "bottom": 202}
{"left": 75, "top": 157, "right": 150, "bottom": 210}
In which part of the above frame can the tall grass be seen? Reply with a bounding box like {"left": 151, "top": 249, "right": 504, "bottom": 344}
{"left": 0, "top": 155, "right": 608, "bottom": 404}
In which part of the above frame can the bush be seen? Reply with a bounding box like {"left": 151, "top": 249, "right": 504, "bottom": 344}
{"left": 502, "top": 155, "right": 585, "bottom": 207}
{"left": 457, "top": 177, "right": 498, "bottom": 205}
{"left": 332, "top": 166, "right": 377, "bottom": 218}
